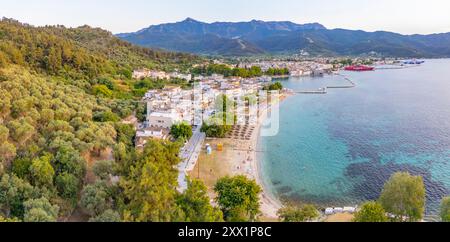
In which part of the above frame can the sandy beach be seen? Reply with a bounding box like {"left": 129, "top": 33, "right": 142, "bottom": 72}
{"left": 251, "top": 103, "right": 283, "bottom": 219}
{"left": 191, "top": 93, "right": 289, "bottom": 220}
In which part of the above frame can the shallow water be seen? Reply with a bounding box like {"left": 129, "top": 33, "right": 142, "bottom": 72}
{"left": 259, "top": 59, "right": 450, "bottom": 218}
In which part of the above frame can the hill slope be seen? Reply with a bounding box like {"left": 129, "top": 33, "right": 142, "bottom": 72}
{"left": 0, "top": 18, "right": 201, "bottom": 79}
{"left": 0, "top": 18, "right": 206, "bottom": 222}
{"left": 118, "top": 18, "right": 450, "bottom": 57}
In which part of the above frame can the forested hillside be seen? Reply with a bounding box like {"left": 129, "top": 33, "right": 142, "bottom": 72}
{"left": 0, "top": 18, "right": 199, "bottom": 78}
{"left": 0, "top": 19, "right": 226, "bottom": 222}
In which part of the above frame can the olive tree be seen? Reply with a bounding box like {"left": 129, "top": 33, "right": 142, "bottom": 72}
{"left": 353, "top": 201, "right": 388, "bottom": 222}
{"left": 379, "top": 172, "right": 425, "bottom": 222}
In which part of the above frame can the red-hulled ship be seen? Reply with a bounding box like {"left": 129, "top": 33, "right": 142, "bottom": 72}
{"left": 344, "top": 65, "right": 375, "bottom": 71}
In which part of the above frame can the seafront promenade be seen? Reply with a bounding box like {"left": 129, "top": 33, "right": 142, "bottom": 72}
{"left": 177, "top": 127, "right": 206, "bottom": 192}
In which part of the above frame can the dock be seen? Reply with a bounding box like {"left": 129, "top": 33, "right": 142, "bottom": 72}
{"left": 295, "top": 89, "right": 328, "bottom": 94}
{"left": 293, "top": 74, "right": 356, "bottom": 95}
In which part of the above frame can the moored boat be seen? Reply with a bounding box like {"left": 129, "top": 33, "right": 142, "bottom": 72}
{"left": 344, "top": 65, "right": 375, "bottom": 71}
{"left": 403, "top": 60, "right": 425, "bottom": 65}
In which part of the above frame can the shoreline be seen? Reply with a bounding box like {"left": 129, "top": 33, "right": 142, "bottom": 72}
{"left": 250, "top": 93, "right": 293, "bottom": 219}
{"left": 251, "top": 100, "right": 283, "bottom": 219}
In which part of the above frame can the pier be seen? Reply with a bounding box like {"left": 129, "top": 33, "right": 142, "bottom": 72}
{"left": 295, "top": 89, "right": 328, "bottom": 94}
{"left": 293, "top": 74, "right": 356, "bottom": 95}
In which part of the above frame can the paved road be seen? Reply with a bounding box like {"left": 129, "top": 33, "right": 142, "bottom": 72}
{"left": 177, "top": 127, "right": 206, "bottom": 192}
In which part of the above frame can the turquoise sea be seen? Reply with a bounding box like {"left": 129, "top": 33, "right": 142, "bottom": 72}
{"left": 259, "top": 59, "right": 450, "bottom": 219}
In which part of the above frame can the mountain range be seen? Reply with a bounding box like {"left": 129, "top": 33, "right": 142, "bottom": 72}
{"left": 117, "top": 18, "right": 450, "bottom": 57}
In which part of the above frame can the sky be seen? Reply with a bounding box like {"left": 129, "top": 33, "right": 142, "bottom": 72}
{"left": 1, "top": 0, "right": 450, "bottom": 35}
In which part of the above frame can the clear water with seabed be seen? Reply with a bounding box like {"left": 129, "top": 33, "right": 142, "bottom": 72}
{"left": 259, "top": 59, "right": 450, "bottom": 219}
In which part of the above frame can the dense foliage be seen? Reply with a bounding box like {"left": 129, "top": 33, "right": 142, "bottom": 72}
{"left": 170, "top": 123, "right": 193, "bottom": 141}
{"left": 192, "top": 64, "right": 263, "bottom": 78}
{"left": 0, "top": 19, "right": 220, "bottom": 223}
{"left": 176, "top": 179, "right": 223, "bottom": 222}
{"left": 0, "top": 18, "right": 199, "bottom": 79}
{"left": 0, "top": 18, "right": 201, "bottom": 101}
{"left": 265, "top": 68, "right": 290, "bottom": 76}
{"left": 192, "top": 64, "right": 290, "bottom": 78}
{"left": 277, "top": 204, "right": 319, "bottom": 222}
{"left": 214, "top": 175, "right": 261, "bottom": 222}
{"left": 262, "top": 81, "right": 283, "bottom": 91}
{"left": 0, "top": 66, "right": 117, "bottom": 220}
{"left": 441, "top": 197, "right": 450, "bottom": 222}
{"left": 201, "top": 94, "right": 236, "bottom": 138}
{"left": 353, "top": 201, "right": 388, "bottom": 222}
{"left": 379, "top": 172, "right": 425, "bottom": 222}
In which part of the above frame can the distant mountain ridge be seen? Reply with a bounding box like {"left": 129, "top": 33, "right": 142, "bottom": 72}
{"left": 117, "top": 18, "right": 450, "bottom": 57}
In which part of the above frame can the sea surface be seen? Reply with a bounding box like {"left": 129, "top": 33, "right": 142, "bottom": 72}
{"left": 258, "top": 59, "right": 450, "bottom": 219}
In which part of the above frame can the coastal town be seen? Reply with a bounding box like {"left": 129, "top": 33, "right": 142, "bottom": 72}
{"left": 2, "top": 1, "right": 450, "bottom": 228}
{"left": 130, "top": 57, "right": 418, "bottom": 221}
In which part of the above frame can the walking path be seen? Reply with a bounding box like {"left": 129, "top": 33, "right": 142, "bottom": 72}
{"left": 177, "top": 127, "right": 206, "bottom": 192}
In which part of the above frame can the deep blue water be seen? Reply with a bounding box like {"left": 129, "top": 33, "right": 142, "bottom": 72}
{"left": 259, "top": 59, "right": 450, "bottom": 218}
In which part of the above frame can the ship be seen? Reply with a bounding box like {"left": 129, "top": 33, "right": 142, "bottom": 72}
{"left": 344, "top": 65, "right": 375, "bottom": 71}
{"left": 403, "top": 59, "right": 425, "bottom": 65}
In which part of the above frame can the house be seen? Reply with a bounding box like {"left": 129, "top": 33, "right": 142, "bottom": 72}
{"left": 170, "top": 72, "right": 192, "bottom": 81}
{"left": 135, "top": 127, "right": 170, "bottom": 148}
{"left": 147, "top": 110, "right": 182, "bottom": 129}
{"left": 132, "top": 69, "right": 170, "bottom": 80}
{"left": 133, "top": 69, "right": 151, "bottom": 79}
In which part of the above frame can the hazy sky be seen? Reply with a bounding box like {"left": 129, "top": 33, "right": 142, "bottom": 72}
{"left": 1, "top": 0, "right": 450, "bottom": 34}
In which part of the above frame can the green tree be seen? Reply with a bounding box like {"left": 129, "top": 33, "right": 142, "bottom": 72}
{"left": 11, "top": 158, "right": 32, "bottom": 179}
{"left": 379, "top": 172, "right": 426, "bottom": 222}
{"left": 93, "top": 111, "right": 120, "bottom": 123}
{"left": 7, "top": 118, "right": 35, "bottom": 147}
{"left": 277, "top": 204, "right": 319, "bottom": 222}
{"left": 29, "top": 154, "right": 55, "bottom": 187}
{"left": 263, "top": 82, "right": 283, "bottom": 91}
{"left": 170, "top": 122, "right": 193, "bottom": 140}
{"left": 0, "top": 215, "right": 20, "bottom": 222}
{"left": 23, "top": 197, "right": 59, "bottom": 222}
{"left": 93, "top": 160, "right": 116, "bottom": 180}
{"left": 0, "top": 174, "right": 37, "bottom": 218}
{"left": 0, "top": 141, "right": 16, "bottom": 165}
{"left": 115, "top": 123, "right": 135, "bottom": 147}
{"left": 0, "top": 51, "right": 8, "bottom": 68}
{"left": 53, "top": 145, "right": 86, "bottom": 179}
{"left": 118, "top": 68, "right": 132, "bottom": 79}
{"left": 353, "top": 201, "right": 388, "bottom": 222}
{"left": 93, "top": 85, "right": 113, "bottom": 98}
{"left": 177, "top": 179, "right": 223, "bottom": 222}
{"left": 80, "top": 181, "right": 110, "bottom": 217}
{"left": 121, "top": 140, "right": 184, "bottom": 222}
{"left": 214, "top": 175, "right": 261, "bottom": 222}
{"left": 55, "top": 172, "right": 79, "bottom": 202}
{"left": 89, "top": 209, "right": 121, "bottom": 222}
{"left": 121, "top": 160, "right": 185, "bottom": 222}
{"left": 201, "top": 115, "right": 233, "bottom": 138}
{"left": 441, "top": 197, "right": 450, "bottom": 222}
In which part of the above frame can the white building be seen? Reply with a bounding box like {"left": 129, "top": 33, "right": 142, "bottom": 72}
{"left": 147, "top": 110, "right": 182, "bottom": 129}
{"left": 132, "top": 69, "right": 170, "bottom": 80}
{"left": 170, "top": 72, "right": 192, "bottom": 81}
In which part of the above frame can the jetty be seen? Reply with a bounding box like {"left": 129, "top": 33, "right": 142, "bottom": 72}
{"left": 295, "top": 89, "right": 328, "bottom": 94}
{"left": 293, "top": 74, "right": 355, "bottom": 95}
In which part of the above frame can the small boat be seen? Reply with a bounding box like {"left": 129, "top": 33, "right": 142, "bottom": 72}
{"left": 344, "top": 65, "right": 375, "bottom": 71}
